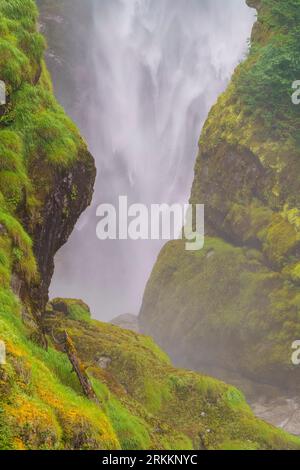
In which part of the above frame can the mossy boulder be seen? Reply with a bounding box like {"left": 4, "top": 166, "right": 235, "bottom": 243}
{"left": 140, "top": 0, "right": 300, "bottom": 392}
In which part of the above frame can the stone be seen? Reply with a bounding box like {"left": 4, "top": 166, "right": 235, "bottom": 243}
{"left": 97, "top": 356, "right": 112, "bottom": 370}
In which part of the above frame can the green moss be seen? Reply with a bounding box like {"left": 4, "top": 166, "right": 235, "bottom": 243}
{"left": 0, "top": 275, "right": 299, "bottom": 450}
{"left": 0, "top": 302, "right": 120, "bottom": 450}
{"left": 0, "top": 407, "right": 13, "bottom": 450}
{"left": 50, "top": 299, "right": 92, "bottom": 323}
{"left": 91, "top": 378, "right": 152, "bottom": 450}
{"left": 0, "top": 211, "right": 37, "bottom": 283}
{"left": 140, "top": 236, "right": 300, "bottom": 390}
{"left": 236, "top": 1, "right": 300, "bottom": 139}
{"left": 0, "top": 131, "right": 24, "bottom": 171}
{"left": 0, "top": 0, "right": 93, "bottom": 302}
{"left": 262, "top": 214, "right": 300, "bottom": 266}
{"left": 0, "top": 38, "right": 30, "bottom": 91}
{"left": 284, "top": 262, "right": 300, "bottom": 285}
{"left": 225, "top": 387, "right": 248, "bottom": 410}
{"left": 1, "top": 83, "right": 82, "bottom": 168}
{"left": 0, "top": 0, "right": 38, "bottom": 23}
{"left": 36, "top": 298, "right": 300, "bottom": 450}
{"left": 38, "top": 60, "right": 53, "bottom": 92}
{"left": 71, "top": 185, "right": 78, "bottom": 201}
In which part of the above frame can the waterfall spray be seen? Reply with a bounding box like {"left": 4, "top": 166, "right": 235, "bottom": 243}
{"left": 47, "top": 0, "right": 254, "bottom": 320}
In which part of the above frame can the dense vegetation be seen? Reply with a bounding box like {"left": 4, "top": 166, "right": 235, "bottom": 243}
{"left": 238, "top": 0, "right": 300, "bottom": 137}
{"left": 0, "top": 0, "right": 97, "bottom": 450}
{"left": 0, "top": 0, "right": 87, "bottom": 296}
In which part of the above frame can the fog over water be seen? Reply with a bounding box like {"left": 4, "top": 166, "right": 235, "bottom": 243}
{"left": 43, "top": 0, "right": 255, "bottom": 321}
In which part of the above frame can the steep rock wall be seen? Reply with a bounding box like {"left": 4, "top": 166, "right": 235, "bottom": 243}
{"left": 0, "top": 0, "right": 96, "bottom": 325}
{"left": 140, "top": 0, "right": 300, "bottom": 392}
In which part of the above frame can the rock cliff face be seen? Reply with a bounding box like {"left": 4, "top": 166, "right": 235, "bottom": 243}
{"left": 140, "top": 0, "right": 300, "bottom": 392}
{"left": 27, "top": 143, "right": 95, "bottom": 316}
{"left": 0, "top": 0, "right": 96, "bottom": 325}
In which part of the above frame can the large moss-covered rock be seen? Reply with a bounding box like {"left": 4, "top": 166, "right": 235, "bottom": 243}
{"left": 140, "top": 0, "right": 300, "bottom": 392}
{"left": 0, "top": 0, "right": 96, "bottom": 323}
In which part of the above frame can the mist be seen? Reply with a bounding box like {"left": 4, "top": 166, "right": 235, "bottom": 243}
{"left": 40, "top": 0, "right": 255, "bottom": 321}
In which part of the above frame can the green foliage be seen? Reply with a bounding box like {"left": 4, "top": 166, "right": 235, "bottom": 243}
{"left": 0, "top": 38, "right": 30, "bottom": 91}
{"left": 2, "top": 83, "right": 81, "bottom": 167}
{"left": 140, "top": 235, "right": 300, "bottom": 391}
{"left": 238, "top": 34, "right": 300, "bottom": 127}
{"left": 262, "top": 0, "right": 300, "bottom": 31}
{"left": 0, "top": 171, "right": 27, "bottom": 211}
{"left": 18, "top": 29, "right": 46, "bottom": 63}
{"left": 0, "top": 0, "right": 38, "bottom": 24}
{"left": 31, "top": 345, "right": 83, "bottom": 396}
{"left": 91, "top": 378, "right": 152, "bottom": 450}
{"left": 0, "top": 303, "right": 120, "bottom": 450}
{"left": 0, "top": 211, "right": 37, "bottom": 282}
{"left": 68, "top": 304, "right": 91, "bottom": 322}
{"left": 0, "top": 131, "right": 24, "bottom": 171}
{"left": 0, "top": 0, "right": 45, "bottom": 95}
{"left": 237, "top": 0, "right": 300, "bottom": 134}
{"left": 49, "top": 299, "right": 92, "bottom": 323}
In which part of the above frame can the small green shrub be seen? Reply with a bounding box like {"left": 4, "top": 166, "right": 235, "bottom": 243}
{"left": 237, "top": 0, "right": 300, "bottom": 135}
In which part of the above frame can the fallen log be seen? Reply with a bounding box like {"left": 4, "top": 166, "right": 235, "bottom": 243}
{"left": 62, "top": 330, "right": 99, "bottom": 403}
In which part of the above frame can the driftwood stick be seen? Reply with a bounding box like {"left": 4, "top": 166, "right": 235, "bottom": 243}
{"left": 62, "top": 331, "right": 98, "bottom": 403}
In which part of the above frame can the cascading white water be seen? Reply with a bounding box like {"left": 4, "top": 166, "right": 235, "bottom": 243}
{"left": 48, "top": 0, "right": 255, "bottom": 320}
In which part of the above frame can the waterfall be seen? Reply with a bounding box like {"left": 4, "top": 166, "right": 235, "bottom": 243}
{"left": 43, "top": 0, "right": 255, "bottom": 320}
